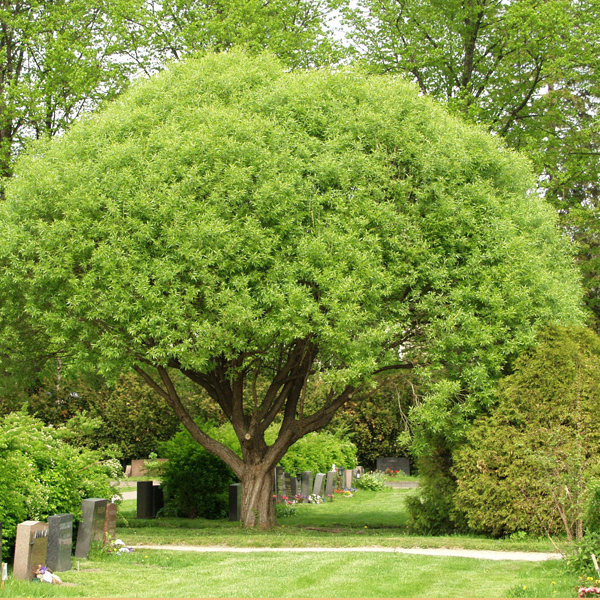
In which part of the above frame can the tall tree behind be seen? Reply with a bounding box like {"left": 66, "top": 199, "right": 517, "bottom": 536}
{"left": 114, "top": 0, "right": 344, "bottom": 74}
{"left": 0, "top": 0, "right": 137, "bottom": 186}
{"left": 342, "top": 0, "right": 600, "bottom": 325}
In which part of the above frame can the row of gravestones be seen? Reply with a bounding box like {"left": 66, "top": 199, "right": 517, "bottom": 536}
{"left": 227, "top": 466, "right": 365, "bottom": 521}
{"left": 9, "top": 498, "right": 116, "bottom": 581}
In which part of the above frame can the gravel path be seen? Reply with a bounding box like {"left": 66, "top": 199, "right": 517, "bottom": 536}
{"left": 133, "top": 544, "right": 562, "bottom": 562}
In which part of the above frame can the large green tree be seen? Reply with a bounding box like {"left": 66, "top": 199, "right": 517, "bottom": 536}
{"left": 342, "top": 0, "right": 600, "bottom": 325}
{"left": 0, "top": 52, "right": 582, "bottom": 527}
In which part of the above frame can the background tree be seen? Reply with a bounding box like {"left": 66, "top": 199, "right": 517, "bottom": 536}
{"left": 342, "top": 0, "right": 600, "bottom": 326}
{"left": 0, "top": 52, "right": 582, "bottom": 527}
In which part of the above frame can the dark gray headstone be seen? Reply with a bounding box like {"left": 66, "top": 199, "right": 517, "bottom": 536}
{"left": 74, "top": 499, "right": 107, "bottom": 558}
{"left": 283, "top": 473, "right": 292, "bottom": 499}
{"left": 376, "top": 457, "right": 410, "bottom": 475}
{"left": 229, "top": 483, "right": 242, "bottom": 521}
{"left": 274, "top": 466, "right": 285, "bottom": 501}
{"left": 301, "top": 471, "right": 313, "bottom": 497}
{"left": 47, "top": 514, "right": 73, "bottom": 572}
{"left": 137, "top": 481, "right": 154, "bottom": 519}
{"left": 290, "top": 476, "right": 298, "bottom": 497}
{"left": 153, "top": 485, "right": 164, "bottom": 516}
{"left": 325, "top": 471, "right": 335, "bottom": 497}
{"left": 313, "top": 473, "right": 326, "bottom": 497}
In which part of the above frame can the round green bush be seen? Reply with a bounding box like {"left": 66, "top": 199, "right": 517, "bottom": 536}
{"left": 356, "top": 471, "right": 386, "bottom": 491}
{"left": 276, "top": 430, "right": 357, "bottom": 474}
{"left": 159, "top": 422, "right": 238, "bottom": 519}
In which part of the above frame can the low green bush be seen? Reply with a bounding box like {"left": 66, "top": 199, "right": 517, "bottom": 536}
{"left": 356, "top": 472, "right": 386, "bottom": 491}
{"left": 0, "top": 411, "right": 120, "bottom": 560}
{"left": 276, "top": 430, "right": 357, "bottom": 474}
{"left": 159, "top": 422, "right": 237, "bottom": 519}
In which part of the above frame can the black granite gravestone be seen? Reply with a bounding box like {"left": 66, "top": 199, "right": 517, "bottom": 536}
{"left": 290, "top": 476, "right": 298, "bottom": 497}
{"left": 274, "top": 466, "right": 285, "bottom": 501}
{"left": 137, "top": 481, "right": 154, "bottom": 519}
{"left": 283, "top": 473, "right": 292, "bottom": 499}
{"left": 376, "top": 457, "right": 410, "bottom": 475}
{"left": 229, "top": 483, "right": 242, "bottom": 521}
{"left": 74, "top": 499, "right": 107, "bottom": 558}
{"left": 153, "top": 484, "right": 164, "bottom": 516}
{"left": 47, "top": 514, "right": 73, "bottom": 572}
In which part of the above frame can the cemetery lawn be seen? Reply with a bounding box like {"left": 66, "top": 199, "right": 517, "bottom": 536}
{"left": 117, "top": 488, "right": 561, "bottom": 553}
{"left": 0, "top": 548, "right": 576, "bottom": 598}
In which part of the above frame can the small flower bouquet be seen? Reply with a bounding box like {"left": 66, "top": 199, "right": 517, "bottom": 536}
{"left": 307, "top": 494, "right": 323, "bottom": 504}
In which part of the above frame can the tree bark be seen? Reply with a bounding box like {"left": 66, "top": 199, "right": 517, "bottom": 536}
{"left": 239, "top": 464, "right": 277, "bottom": 528}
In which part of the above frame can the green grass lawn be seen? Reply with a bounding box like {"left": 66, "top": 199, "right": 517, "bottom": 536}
{"left": 0, "top": 548, "right": 577, "bottom": 598}
{"left": 1, "top": 485, "right": 580, "bottom": 598}
{"left": 116, "top": 488, "right": 563, "bottom": 553}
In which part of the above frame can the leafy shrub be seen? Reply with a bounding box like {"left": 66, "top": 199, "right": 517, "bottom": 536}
{"left": 405, "top": 450, "right": 466, "bottom": 535}
{"left": 159, "top": 422, "right": 238, "bottom": 519}
{"left": 453, "top": 326, "right": 600, "bottom": 539}
{"left": 566, "top": 531, "right": 600, "bottom": 579}
{"left": 356, "top": 472, "right": 386, "bottom": 491}
{"left": 0, "top": 411, "right": 119, "bottom": 560}
{"left": 276, "top": 430, "right": 357, "bottom": 474}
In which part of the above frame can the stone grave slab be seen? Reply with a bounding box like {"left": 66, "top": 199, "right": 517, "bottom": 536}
{"left": 313, "top": 473, "right": 325, "bottom": 497}
{"left": 229, "top": 483, "right": 242, "bottom": 521}
{"left": 13, "top": 521, "right": 48, "bottom": 580}
{"left": 301, "top": 471, "right": 313, "bottom": 498}
{"left": 343, "top": 469, "right": 353, "bottom": 489}
{"left": 74, "top": 499, "right": 107, "bottom": 558}
{"left": 153, "top": 485, "right": 164, "bottom": 516}
{"left": 274, "top": 466, "right": 285, "bottom": 501}
{"left": 376, "top": 457, "right": 410, "bottom": 475}
{"left": 325, "top": 471, "right": 335, "bottom": 497}
{"left": 284, "top": 473, "right": 292, "bottom": 499}
{"left": 47, "top": 514, "right": 73, "bottom": 572}
{"left": 104, "top": 503, "right": 117, "bottom": 541}
{"left": 137, "top": 481, "right": 154, "bottom": 519}
{"left": 290, "top": 475, "right": 298, "bottom": 497}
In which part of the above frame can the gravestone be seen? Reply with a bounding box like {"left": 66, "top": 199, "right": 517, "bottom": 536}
{"left": 153, "top": 484, "right": 164, "bottom": 516}
{"left": 74, "top": 499, "right": 107, "bottom": 558}
{"left": 47, "top": 514, "right": 73, "bottom": 572}
{"left": 290, "top": 475, "right": 299, "bottom": 497}
{"left": 325, "top": 471, "right": 336, "bottom": 497}
{"left": 124, "top": 465, "right": 132, "bottom": 477}
{"left": 104, "top": 503, "right": 117, "bottom": 540}
{"left": 301, "top": 471, "right": 313, "bottom": 497}
{"left": 376, "top": 457, "right": 410, "bottom": 475}
{"left": 229, "top": 483, "right": 242, "bottom": 521}
{"left": 313, "top": 473, "right": 326, "bottom": 497}
{"left": 343, "top": 469, "right": 353, "bottom": 489}
{"left": 337, "top": 467, "right": 345, "bottom": 488}
{"left": 284, "top": 472, "right": 292, "bottom": 499}
{"left": 137, "top": 481, "right": 154, "bottom": 519}
{"left": 274, "top": 466, "right": 285, "bottom": 501}
{"left": 13, "top": 521, "right": 48, "bottom": 580}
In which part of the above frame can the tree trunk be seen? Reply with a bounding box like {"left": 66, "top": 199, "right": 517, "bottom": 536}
{"left": 239, "top": 465, "right": 276, "bottom": 528}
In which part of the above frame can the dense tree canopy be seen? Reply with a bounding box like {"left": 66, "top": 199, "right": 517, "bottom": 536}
{"left": 342, "top": 0, "right": 600, "bottom": 325}
{"left": 0, "top": 52, "right": 583, "bottom": 526}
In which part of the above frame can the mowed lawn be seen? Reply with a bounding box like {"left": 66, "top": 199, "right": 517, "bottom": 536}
{"left": 0, "top": 487, "right": 579, "bottom": 598}
{"left": 0, "top": 548, "right": 574, "bottom": 598}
